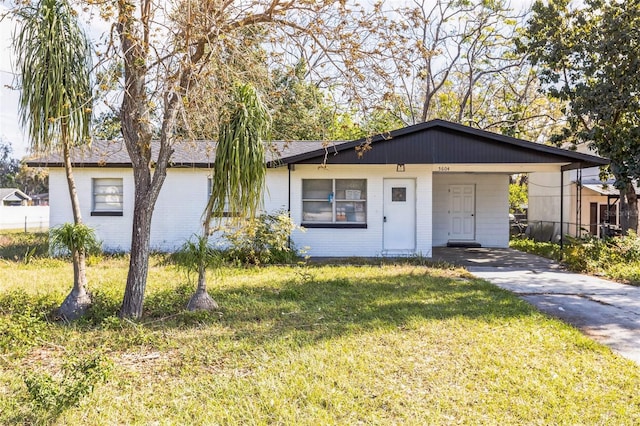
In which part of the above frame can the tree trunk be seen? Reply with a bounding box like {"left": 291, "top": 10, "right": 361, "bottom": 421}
{"left": 58, "top": 141, "right": 91, "bottom": 320}
{"left": 63, "top": 142, "right": 82, "bottom": 224}
{"left": 187, "top": 261, "right": 219, "bottom": 311}
{"left": 58, "top": 248, "right": 91, "bottom": 320}
{"left": 620, "top": 184, "right": 639, "bottom": 234}
{"left": 187, "top": 213, "right": 218, "bottom": 311}
{"left": 120, "top": 187, "right": 154, "bottom": 318}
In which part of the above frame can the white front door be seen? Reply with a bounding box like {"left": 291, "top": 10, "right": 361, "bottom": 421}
{"left": 449, "top": 184, "right": 475, "bottom": 240}
{"left": 383, "top": 179, "right": 416, "bottom": 251}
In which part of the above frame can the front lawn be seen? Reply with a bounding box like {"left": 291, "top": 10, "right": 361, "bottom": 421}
{"left": 1, "top": 256, "right": 639, "bottom": 424}
{"left": 0, "top": 230, "right": 48, "bottom": 261}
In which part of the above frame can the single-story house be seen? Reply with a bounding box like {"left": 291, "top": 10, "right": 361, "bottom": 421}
{"left": 30, "top": 193, "right": 49, "bottom": 206}
{"left": 0, "top": 188, "right": 31, "bottom": 206}
{"left": 28, "top": 119, "right": 607, "bottom": 257}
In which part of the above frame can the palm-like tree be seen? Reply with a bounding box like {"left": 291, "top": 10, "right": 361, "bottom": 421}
{"left": 14, "top": 0, "right": 93, "bottom": 320}
{"left": 187, "top": 83, "right": 271, "bottom": 311}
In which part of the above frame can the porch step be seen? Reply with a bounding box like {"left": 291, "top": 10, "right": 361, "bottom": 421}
{"left": 446, "top": 241, "right": 482, "bottom": 248}
{"left": 380, "top": 250, "right": 416, "bottom": 257}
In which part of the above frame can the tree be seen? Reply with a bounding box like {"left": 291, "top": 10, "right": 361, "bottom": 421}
{"left": 509, "top": 175, "right": 528, "bottom": 215}
{"left": 188, "top": 83, "right": 271, "bottom": 311}
{"left": 520, "top": 0, "right": 640, "bottom": 233}
{"left": 14, "top": 163, "right": 48, "bottom": 196}
{"left": 14, "top": 0, "right": 93, "bottom": 319}
{"left": 269, "top": 60, "right": 335, "bottom": 140}
{"left": 0, "top": 142, "right": 20, "bottom": 188}
{"left": 93, "top": 111, "right": 123, "bottom": 141}
{"left": 336, "top": 0, "right": 562, "bottom": 141}
{"left": 102, "top": 0, "right": 367, "bottom": 318}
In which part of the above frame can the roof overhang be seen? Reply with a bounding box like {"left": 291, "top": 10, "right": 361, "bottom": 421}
{"left": 1, "top": 189, "right": 31, "bottom": 202}
{"left": 579, "top": 180, "right": 640, "bottom": 196}
{"left": 273, "top": 120, "right": 609, "bottom": 170}
{"left": 27, "top": 120, "right": 609, "bottom": 171}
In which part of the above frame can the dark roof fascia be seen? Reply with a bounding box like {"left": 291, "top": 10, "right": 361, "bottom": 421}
{"left": 28, "top": 139, "right": 304, "bottom": 169}
{"left": 436, "top": 121, "right": 609, "bottom": 168}
{"left": 25, "top": 161, "right": 216, "bottom": 168}
{"left": 276, "top": 119, "right": 609, "bottom": 168}
{"left": 25, "top": 161, "right": 129, "bottom": 168}
{"left": 27, "top": 120, "right": 610, "bottom": 170}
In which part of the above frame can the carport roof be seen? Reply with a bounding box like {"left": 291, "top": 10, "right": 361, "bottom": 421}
{"left": 273, "top": 119, "right": 609, "bottom": 171}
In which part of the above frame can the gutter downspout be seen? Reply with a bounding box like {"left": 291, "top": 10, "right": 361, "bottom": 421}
{"left": 287, "top": 163, "right": 292, "bottom": 249}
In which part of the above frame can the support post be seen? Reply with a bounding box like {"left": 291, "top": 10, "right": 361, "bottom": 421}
{"left": 576, "top": 167, "right": 582, "bottom": 237}
{"left": 560, "top": 170, "right": 564, "bottom": 249}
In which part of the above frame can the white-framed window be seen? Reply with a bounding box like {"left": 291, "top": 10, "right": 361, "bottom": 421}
{"left": 302, "top": 179, "right": 367, "bottom": 227}
{"left": 207, "top": 177, "right": 236, "bottom": 217}
{"left": 91, "top": 178, "right": 123, "bottom": 216}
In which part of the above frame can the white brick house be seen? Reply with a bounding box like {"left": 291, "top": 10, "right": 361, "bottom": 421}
{"left": 29, "top": 120, "right": 607, "bottom": 257}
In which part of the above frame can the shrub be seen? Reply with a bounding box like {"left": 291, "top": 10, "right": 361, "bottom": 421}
{"left": 23, "top": 353, "right": 112, "bottom": 421}
{"left": 606, "top": 263, "right": 640, "bottom": 285}
{"left": 169, "top": 234, "right": 223, "bottom": 283}
{"left": 509, "top": 238, "right": 563, "bottom": 261}
{"left": 511, "top": 233, "right": 640, "bottom": 284}
{"left": 606, "top": 230, "right": 640, "bottom": 263}
{"left": 0, "top": 290, "right": 58, "bottom": 354}
{"left": 220, "top": 210, "right": 303, "bottom": 265}
{"left": 49, "top": 223, "right": 101, "bottom": 257}
{"left": 83, "top": 287, "right": 123, "bottom": 326}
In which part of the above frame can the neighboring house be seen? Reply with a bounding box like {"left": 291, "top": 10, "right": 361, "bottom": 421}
{"left": 27, "top": 119, "right": 607, "bottom": 257}
{"left": 529, "top": 145, "right": 637, "bottom": 239}
{"left": 0, "top": 188, "right": 49, "bottom": 231}
{"left": 0, "top": 188, "right": 31, "bottom": 206}
{"left": 30, "top": 193, "right": 49, "bottom": 206}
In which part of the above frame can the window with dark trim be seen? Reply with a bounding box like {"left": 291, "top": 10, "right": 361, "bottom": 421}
{"left": 91, "top": 178, "right": 123, "bottom": 216}
{"left": 302, "top": 179, "right": 367, "bottom": 228}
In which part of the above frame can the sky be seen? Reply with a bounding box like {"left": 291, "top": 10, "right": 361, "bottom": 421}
{"left": 0, "top": 0, "right": 535, "bottom": 160}
{"left": 0, "top": 5, "right": 25, "bottom": 158}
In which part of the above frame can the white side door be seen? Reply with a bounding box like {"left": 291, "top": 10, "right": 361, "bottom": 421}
{"left": 449, "top": 184, "right": 475, "bottom": 240}
{"left": 383, "top": 179, "right": 416, "bottom": 251}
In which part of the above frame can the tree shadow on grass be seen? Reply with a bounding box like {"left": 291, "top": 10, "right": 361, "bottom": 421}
{"left": 100, "top": 268, "right": 537, "bottom": 350}
{"left": 217, "top": 274, "right": 532, "bottom": 342}
{"left": 1, "top": 266, "right": 537, "bottom": 355}
{"left": 0, "top": 232, "right": 49, "bottom": 261}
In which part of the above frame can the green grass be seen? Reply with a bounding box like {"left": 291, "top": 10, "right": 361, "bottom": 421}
{"left": 1, "top": 256, "right": 640, "bottom": 424}
{"left": 0, "top": 230, "right": 49, "bottom": 261}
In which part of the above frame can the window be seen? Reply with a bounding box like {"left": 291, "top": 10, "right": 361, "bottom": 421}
{"left": 92, "top": 178, "right": 123, "bottom": 216}
{"left": 302, "top": 179, "right": 367, "bottom": 227}
{"left": 392, "top": 187, "right": 407, "bottom": 202}
{"left": 207, "top": 177, "right": 237, "bottom": 217}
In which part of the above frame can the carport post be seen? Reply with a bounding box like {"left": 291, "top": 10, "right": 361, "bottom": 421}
{"left": 560, "top": 170, "right": 564, "bottom": 249}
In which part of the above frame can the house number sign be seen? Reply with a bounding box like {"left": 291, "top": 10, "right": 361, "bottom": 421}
{"left": 437, "top": 166, "right": 451, "bottom": 172}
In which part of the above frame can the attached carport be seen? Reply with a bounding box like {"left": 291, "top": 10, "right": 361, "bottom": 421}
{"left": 274, "top": 119, "right": 609, "bottom": 253}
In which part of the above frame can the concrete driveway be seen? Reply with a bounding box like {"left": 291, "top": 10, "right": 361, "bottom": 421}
{"left": 433, "top": 247, "right": 640, "bottom": 365}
